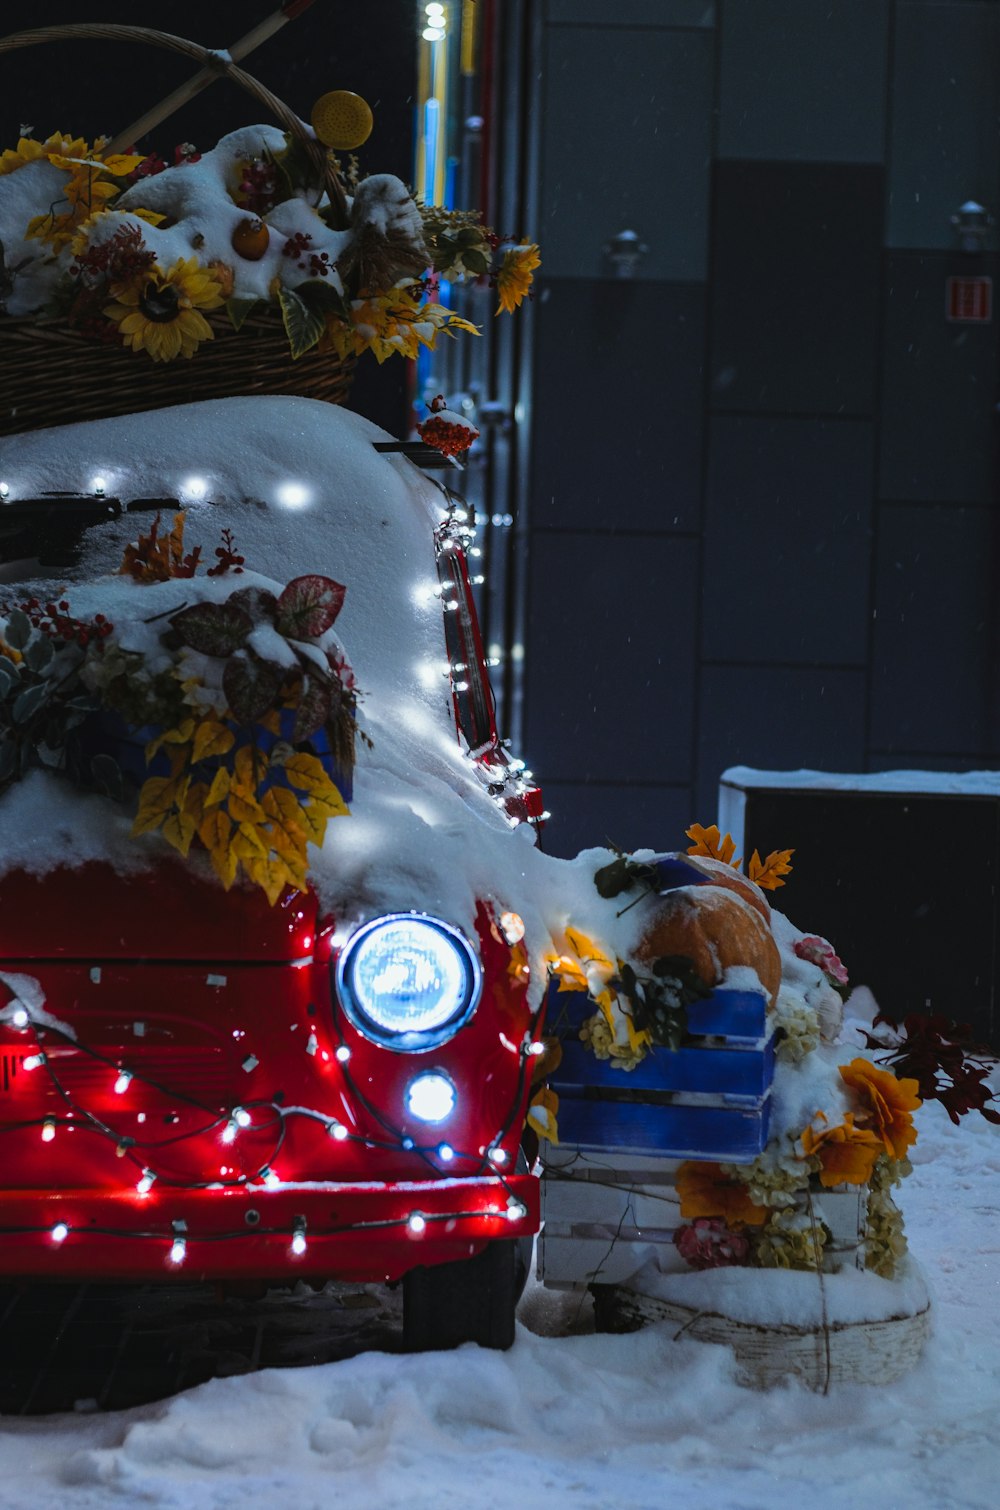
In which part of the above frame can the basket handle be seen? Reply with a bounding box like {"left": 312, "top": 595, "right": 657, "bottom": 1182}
{"left": 0, "top": 21, "right": 348, "bottom": 225}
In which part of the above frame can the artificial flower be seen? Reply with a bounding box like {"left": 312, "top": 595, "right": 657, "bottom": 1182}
{"left": 495, "top": 241, "right": 540, "bottom": 314}
{"left": 104, "top": 257, "right": 225, "bottom": 362}
{"left": 24, "top": 150, "right": 144, "bottom": 249}
{"left": 0, "top": 130, "right": 90, "bottom": 175}
{"left": 673, "top": 1218, "right": 750, "bottom": 1270}
{"left": 322, "top": 283, "right": 478, "bottom": 364}
{"left": 839, "top": 1057, "right": 921, "bottom": 1160}
{"left": 794, "top": 934, "right": 849, "bottom": 986}
{"left": 676, "top": 1160, "right": 769, "bottom": 1227}
{"left": 754, "top": 1207, "right": 827, "bottom": 1271}
{"left": 800, "top": 1111, "right": 883, "bottom": 1187}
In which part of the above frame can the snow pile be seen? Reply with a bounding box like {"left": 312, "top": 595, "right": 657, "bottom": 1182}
{"left": 0, "top": 1092, "right": 994, "bottom": 1509}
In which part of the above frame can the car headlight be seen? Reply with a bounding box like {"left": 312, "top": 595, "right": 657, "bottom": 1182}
{"left": 335, "top": 913, "right": 482, "bottom": 1050}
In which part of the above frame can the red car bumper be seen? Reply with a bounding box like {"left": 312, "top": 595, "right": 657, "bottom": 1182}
{"left": 0, "top": 1172, "right": 538, "bottom": 1283}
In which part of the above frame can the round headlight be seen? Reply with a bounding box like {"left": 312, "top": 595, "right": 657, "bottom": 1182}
{"left": 336, "top": 913, "right": 481, "bottom": 1050}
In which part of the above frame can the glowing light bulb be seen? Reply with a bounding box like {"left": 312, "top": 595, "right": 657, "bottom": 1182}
{"left": 438, "top": 1143, "right": 455, "bottom": 1162}
{"left": 506, "top": 1198, "right": 528, "bottom": 1222}
{"left": 526, "top": 1041, "right": 546, "bottom": 1057}
{"left": 183, "top": 475, "right": 207, "bottom": 500}
{"left": 114, "top": 1070, "right": 132, "bottom": 1094}
{"left": 11, "top": 1006, "right": 28, "bottom": 1028}
{"left": 22, "top": 1053, "right": 45, "bottom": 1071}
{"left": 335, "top": 1045, "right": 351, "bottom": 1064}
{"left": 91, "top": 475, "right": 106, "bottom": 495}
{"left": 328, "top": 1121, "right": 349, "bottom": 1141}
{"left": 136, "top": 1170, "right": 155, "bottom": 1195}
{"left": 276, "top": 481, "right": 309, "bottom": 509}
{"left": 407, "top": 1212, "right": 427, "bottom": 1235}
{"left": 41, "top": 1120, "right": 56, "bottom": 1143}
{"left": 234, "top": 1107, "right": 251, "bottom": 1127}
{"left": 0, "top": 481, "right": 8, "bottom": 498}
{"left": 51, "top": 1222, "right": 69, "bottom": 1243}
{"left": 169, "top": 1237, "right": 187, "bottom": 1264}
{"left": 488, "top": 1146, "right": 508, "bottom": 1166}
{"left": 264, "top": 1169, "right": 281, "bottom": 1189}
{"left": 222, "top": 1120, "right": 237, "bottom": 1144}
{"left": 291, "top": 1218, "right": 307, "bottom": 1256}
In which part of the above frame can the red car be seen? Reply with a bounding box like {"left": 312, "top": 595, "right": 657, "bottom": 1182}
{"left": 0, "top": 397, "right": 545, "bottom": 1350}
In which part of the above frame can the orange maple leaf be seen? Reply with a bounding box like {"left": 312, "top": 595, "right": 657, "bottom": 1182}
{"left": 685, "top": 822, "right": 740, "bottom": 867}
{"left": 747, "top": 847, "right": 794, "bottom": 890}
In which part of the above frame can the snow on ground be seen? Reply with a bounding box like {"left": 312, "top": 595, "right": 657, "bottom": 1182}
{"left": 0, "top": 1090, "right": 996, "bottom": 1510}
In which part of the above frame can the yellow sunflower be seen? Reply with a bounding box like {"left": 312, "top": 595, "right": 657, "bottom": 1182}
{"left": 104, "top": 258, "right": 226, "bottom": 362}
{"left": 0, "top": 130, "right": 90, "bottom": 175}
{"left": 495, "top": 241, "right": 541, "bottom": 315}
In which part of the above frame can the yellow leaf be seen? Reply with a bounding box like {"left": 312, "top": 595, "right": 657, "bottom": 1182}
{"left": 261, "top": 787, "right": 307, "bottom": 857}
{"left": 101, "top": 153, "right": 146, "bottom": 175}
{"left": 182, "top": 781, "right": 209, "bottom": 827}
{"left": 246, "top": 855, "right": 297, "bottom": 906}
{"left": 198, "top": 807, "right": 233, "bottom": 855}
{"left": 162, "top": 809, "right": 197, "bottom": 858}
{"left": 306, "top": 783, "right": 350, "bottom": 821}
{"left": 283, "top": 752, "right": 335, "bottom": 797}
{"left": 204, "top": 766, "right": 231, "bottom": 808}
{"left": 747, "top": 847, "right": 795, "bottom": 891}
{"left": 564, "top": 926, "right": 615, "bottom": 977}
{"left": 228, "top": 786, "right": 267, "bottom": 825}
{"left": 685, "top": 822, "right": 740, "bottom": 868}
{"left": 233, "top": 822, "right": 269, "bottom": 861}
{"left": 144, "top": 718, "right": 195, "bottom": 762}
{"left": 208, "top": 841, "right": 240, "bottom": 890}
{"left": 546, "top": 953, "right": 589, "bottom": 993}
{"left": 132, "top": 774, "right": 187, "bottom": 837}
{"left": 295, "top": 800, "right": 331, "bottom": 848}
{"left": 526, "top": 1086, "right": 559, "bottom": 1144}
{"left": 192, "top": 717, "right": 235, "bottom": 764}
{"left": 232, "top": 745, "right": 260, "bottom": 790}
{"left": 258, "top": 708, "right": 282, "bottom": 736}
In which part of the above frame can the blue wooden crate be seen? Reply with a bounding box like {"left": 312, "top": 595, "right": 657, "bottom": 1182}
{"left": 545, "top": 985, "right": 774, "bottom": 1163}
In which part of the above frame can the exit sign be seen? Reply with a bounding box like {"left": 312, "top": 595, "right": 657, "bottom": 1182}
{"left": 946, "top": 275, "right": 993, "bottom": 322}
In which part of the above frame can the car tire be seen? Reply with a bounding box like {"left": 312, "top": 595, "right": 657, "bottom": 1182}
{"left": 403, "top": 1239, "right": 518, "bottom": 1352}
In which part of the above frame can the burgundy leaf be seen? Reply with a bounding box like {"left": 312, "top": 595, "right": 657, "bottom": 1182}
{"left": 275, "top": 575, "right": 346, "bottom": 639}
{"left": 222, "top": 652, "right": 284, "bottom": 724}
{"left": 291, "top": 676, "right": 333, "bottom": 742}
{"left": 171, "top": 601, "right": 252, "bottom": 657}
{"left": 227, "top": 585, "right": 279, "bottom": 623}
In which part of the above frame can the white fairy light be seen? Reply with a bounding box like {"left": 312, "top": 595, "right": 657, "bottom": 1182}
{"left": 328, "top": 1120, "right": 349, "bottom": 1141}
{"left": 51, "top": 1222, "right": 69, "bottom": 1244}
{"left": 222, "top": 1120, "right": 237, "bottom": 1145}
{"left": 291, "top": 1217, "right": 307, "bottom": 1256}
{"left": 506, "top": 1198, "right": 528, "bottom": 1222}
{"left": 438, "top": 1143, "right": 455, "bottom": 1162}
{"left": 168, "top": 1236, "right": 187, "bottom": 1265}
{"left": 41, "top": 1120, "right": 56, "bottom": 1143}
{"left": 136, "top": 1170, "right": 155, "bottom": 1195}
{"left": 0, "top": 481, "right": 8, "bottom": 498}
{"left": 10, "top": 1006, "right": 28, "bottom": 1028}
{"left": 488, "top": 1146, "right": 508, "bottom": 1166}
{"left": 407, "top": 1212, "right": 427, "bottom": 1235}
{"left": 114, "top": 1070, "right": 133, "bottom": 1094}
{"left": 182, "top": 475, "right": 207, "bottom": 500}
{"left": 234, "top": 1107, "right": 251, "bottom": 1127}
{"left": 91, "top": 475, "right": 107, "bottom": 495}
{"left": 335, "top": 1045, "right": 351, "bottom": 1063}
{"left": 276, "top": 481, "right": 309, "bottom": 509}
{"left": 22, "top": 1053, "right": 45, "bottom": 1071}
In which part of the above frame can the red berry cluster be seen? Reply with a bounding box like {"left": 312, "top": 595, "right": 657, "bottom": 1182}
{"left": 14, "top": 598, "right": 114, "bottom": 649}
{"left": 70, "top": 224, "right": 156, "bottom": 290}
{"left": 236, "top": 158, "right": 277, "bottom": 216}
{"left": 124, "top": 152, "right": 167, "bottom": 186}
{"left": 417, "top": 414, "right": 479, "bottom": 458}
{"left": 281, "top": 232, "right": 332, "bottom": 277}
{"left": 173, "top": 142, "right": 201, "bottom": 166}
{"left": 206, "top": 528, "right": 246, "bottom": 577}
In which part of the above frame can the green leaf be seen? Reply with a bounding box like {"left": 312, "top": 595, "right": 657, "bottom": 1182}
{"left": 12, "top": 683, "right": 48, "bottom": 724}
{"left": 23, "top": 634, "right": 54, "bottom": 673}
{"left": 90, "top": 753, "right": 124, "bottom": 803}
{"left": 0, "top": 659, "right": 19, "bottom": 695}
{"left": 277, "top": 284, "right": 325, "bottom": 361}
{"left": 226, "top": 296, "right": 260, "bottom": 333}
{"left": 461, "top": 249, "right": 490, "bottom": 275}
{"left": 296, "top": 278, "right": 350, "bottom": 319}
{"left": 3, "top": 609, "right": 32, "bottom": 651}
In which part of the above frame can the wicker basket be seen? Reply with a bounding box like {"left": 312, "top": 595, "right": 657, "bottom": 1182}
{"left": 0, "top": 22, "right": 355, "bottom": 435}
